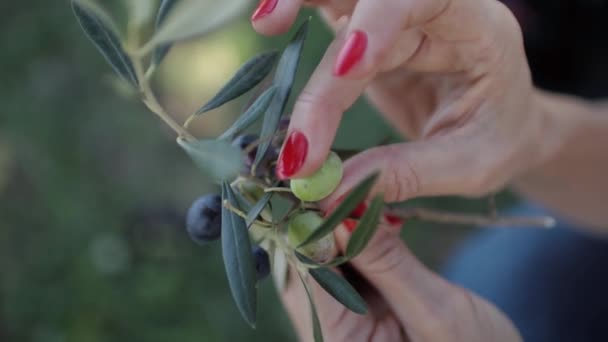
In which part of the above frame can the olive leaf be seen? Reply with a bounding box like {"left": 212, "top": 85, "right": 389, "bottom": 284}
{"left": 71, "top": 0, "right": 138, "bottom": 86}
{"left": 219, "top": 86, "right": 277, "bottom": 140}
{"left": 151, "top": 0, "right": 179, "bottom": 68}
{"left": 246, "top": 191, "right": 274, "bottom": 228}
{"left": 298, "top": 172, "right": 380, "bottom": 248}
{"left": 177, "top": 138, "right": 243, "bottom": 183}
{"left": 309, "top": 267, "right": 368, "bottom": 315}
{"left": 197, "top": 52, "right": 279, "bottom": 115}
{"left": 141, "top": 0, "right": 248, "bottom": 54}
{"left": 221, "top": 182, "right": 257, "bottom": 328}
{"left": 345, "top": 195, "right": 384, "bottom": 258}
{"left": 298, "top": 272, "right": 324, "bottom": 342}
{"left": 253, "top": 18, "right": 310, "bottom": 167}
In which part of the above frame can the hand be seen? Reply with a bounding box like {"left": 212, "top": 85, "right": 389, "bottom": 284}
{"left": 282, "top": 222, "right": 522, "bottom": 341}
{"left": 251, "top": 0, "right": 553, "bottom": 205}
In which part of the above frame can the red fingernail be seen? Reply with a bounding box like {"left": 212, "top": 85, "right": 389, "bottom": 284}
{"left": 333, "top": 30, "right": 368, "bottom": 77}
{"left": 276, "top": 131, "right": 308, "bottom": 180}
{"left": 384, "top": 214, "right": 404, "bottom": 226}
{"left": 251, "top": 0, "right": 278, "bottom": 21}
{"left": 343, "top": 219, "right": 358, "bottom": 233}
{"left": 351, "top": 202, "right": 367, "bottom": 219}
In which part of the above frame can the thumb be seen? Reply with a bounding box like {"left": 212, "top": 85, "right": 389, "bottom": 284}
{"left": 321, "top": 133, "right": 502, "bottom": 206}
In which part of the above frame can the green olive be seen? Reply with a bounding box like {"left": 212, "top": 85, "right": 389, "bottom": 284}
{"left": 287, "top": 212, "right": 336, "bottom": 264}
{"left": 290, "top": 152, "right": 343, "bottom": 202}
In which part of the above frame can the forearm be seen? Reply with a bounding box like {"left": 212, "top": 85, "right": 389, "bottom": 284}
{"left": 512, "top": 89, "right": 608, "bottom": 233}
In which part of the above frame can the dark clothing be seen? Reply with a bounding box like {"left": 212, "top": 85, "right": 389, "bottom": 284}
{"left": 442, "top": 204, "right": 608, "bottom": 342}
{"left": 507, "top": 0, "right": 608, "bottom": 97}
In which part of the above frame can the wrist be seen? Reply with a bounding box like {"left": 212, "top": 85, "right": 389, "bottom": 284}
{"left": 524, "top": 89, "right": 586, "bottom": 172}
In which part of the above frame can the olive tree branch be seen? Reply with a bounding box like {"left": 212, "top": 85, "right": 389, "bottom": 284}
{"left": 385, "top": 207, "right": 556, "bottom": 229}
{"left": 127, "top": 47, "right": 195, "bottom": 141}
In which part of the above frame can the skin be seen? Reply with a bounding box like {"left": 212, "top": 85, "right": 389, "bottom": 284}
{"left": 251, "top": 0, "right": 608, "bottom": 340}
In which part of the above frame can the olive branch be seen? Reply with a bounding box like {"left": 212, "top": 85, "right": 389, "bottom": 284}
{"left": 71, "top": 1, "right": 555, "bottom": 340}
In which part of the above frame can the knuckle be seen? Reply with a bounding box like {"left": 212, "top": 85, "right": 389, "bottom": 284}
{"left": 385, "top": 157, "right": 421, "bottom": 201}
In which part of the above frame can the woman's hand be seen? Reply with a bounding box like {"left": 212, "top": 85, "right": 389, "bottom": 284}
{"left": 282, "top": 222, "right": 522, "bottom": 341}
{"left": 251, "top": 0, "right": 555, "bottom": 205}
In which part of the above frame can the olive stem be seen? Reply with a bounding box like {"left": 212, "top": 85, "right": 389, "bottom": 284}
{"left": 222, "top": 200, "right": 273, "bottom": 227}
{"left": 385, "top": 207, "right": 556, "bottom": 229}
{"left": 243, "top": 129, "right": 288, "bottom": 156}
{"left": 264, "top": 187, "right": 293, "bottom": 193}
{"left": 128, "top": 49, "right": 195, "bottom": 141}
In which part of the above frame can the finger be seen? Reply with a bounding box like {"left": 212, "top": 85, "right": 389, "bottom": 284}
{"left": 332, "top": 224, "right": 459, "bottom": 340}
{"left": 333, "top": 225, "right": 521, "bottom": 341}
{"left": 320, "top": 128, "right": 507, "bottom": 207}
{"left": 275, "top": 24, "right": 372, "bottom": 180}
{"left": 275, "top": 0, "right": 453, "bottom": 180}
{"left": 335, "top": 0, "right": 447, "bottom": 79}
{"left": 281, "top": 264, "right": 376, "bottom": 342}
{"left": 250, "top": 0, "right": 304, "bottom": 36}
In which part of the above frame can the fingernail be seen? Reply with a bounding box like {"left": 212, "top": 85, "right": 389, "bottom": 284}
{"left": 251, "top": 0, "right": 278, "bottom": 21}
{"left": 343, "top": 219, "right": 358, "bottom": 233}
{"left": 384, "top": 214, "right": 404, "bottom": 226}
{"left": 333, "top": 30, "right": 368, "bottom": 77}
{"left": 276, "top": 130, "right": 308, "bottom": 180}
{"left": 350, "top": 202, "right": 367, "bottom": 219}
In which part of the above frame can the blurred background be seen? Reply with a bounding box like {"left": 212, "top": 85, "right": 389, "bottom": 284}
{"left": 0, "top": 1, "right": 519, "bottom": 341}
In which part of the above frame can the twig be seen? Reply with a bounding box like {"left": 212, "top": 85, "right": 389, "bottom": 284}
{"left": 488, "top": 194, "right": 498, "bottom": 218}
{"left": 264, "top": 187, "right": 292, "bottom": 193}
{"left": 129, "top": 50, "right": 195, "bottom": 141}
{"left": 385, "top": 207, "right": 556, "bottom": 229}
{"left": 223, "top": 200, "right": 272, "bottom": 227}
{"left": 244, "top": 129, "right": 288, "bottom": 155}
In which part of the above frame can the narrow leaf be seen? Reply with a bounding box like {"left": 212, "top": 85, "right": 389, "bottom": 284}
{"left": 221, "top": 182, "right": 257, "bottom": 327}
{"left": 151, "top": 0, "right": 179, "bottom": 67}
{"left": 298, "top": 172, "right": 379, "bottom": 248}
{"left": 298, "top": 272, "right": 324, "bottom": 342}
{"left": 71, "top": 0, "right": 138, "bottom": 86}
{"left": 197, "top": 51, "right": 279, "bottom": 115}
{"left": 345, "top": 196, "right": 384, "bottom": 258}
{"left": 178, "top": 138, "right": 243, "bottom": 183}
{"left": 246, "top": 192, "right": 274, "bottom": 228}
{"left": 219, "top": 86, "right": 277, "bottom": 140}
{"left": 309, "top": 267, "right": 368, "bottom": 315}
{"left": 253, "top": 18, "right": 310, "bottom": 166}
{"left": 142, "top": 0, "right": 248, "bottom": 52}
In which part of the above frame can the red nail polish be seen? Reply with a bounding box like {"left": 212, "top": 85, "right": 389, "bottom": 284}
{"left": 343, "top": 219, "right": 358, "bottom": 233}
{"left": 276, "top": 131, "right": 308, "bottom": 180}
{"left": 333, "top": 30, "right": 368, "bottom": 76}
{"left": 251, "top": 0, "right": 278, "bottom": 21}
{"left": 350, "top": 202, "right": 367, "bottom": 219}
{"left": 384, "top": 214, "right": 404, "bottom": 226}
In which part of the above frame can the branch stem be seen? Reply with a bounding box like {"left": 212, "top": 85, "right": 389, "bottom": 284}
{"left": 386, "top": 207, "right": 556, "bottom": 229}
{"left": 129, "top": 51, "right": 195, "bottom": 141}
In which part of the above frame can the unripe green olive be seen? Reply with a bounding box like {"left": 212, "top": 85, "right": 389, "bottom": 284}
{"left": 290, "top": 152, "right": 343, "bottom": 202}
{"left": 287, "top": 212, "right": 336, "bottom": 264}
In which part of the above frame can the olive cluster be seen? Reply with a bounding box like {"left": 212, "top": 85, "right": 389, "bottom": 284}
{"left": 185, "top": 133, "right": 344, "bottom": 280}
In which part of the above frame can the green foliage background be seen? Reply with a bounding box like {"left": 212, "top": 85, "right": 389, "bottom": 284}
{"left": 0, "top": 2, "right": 517, "bottom": 341}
